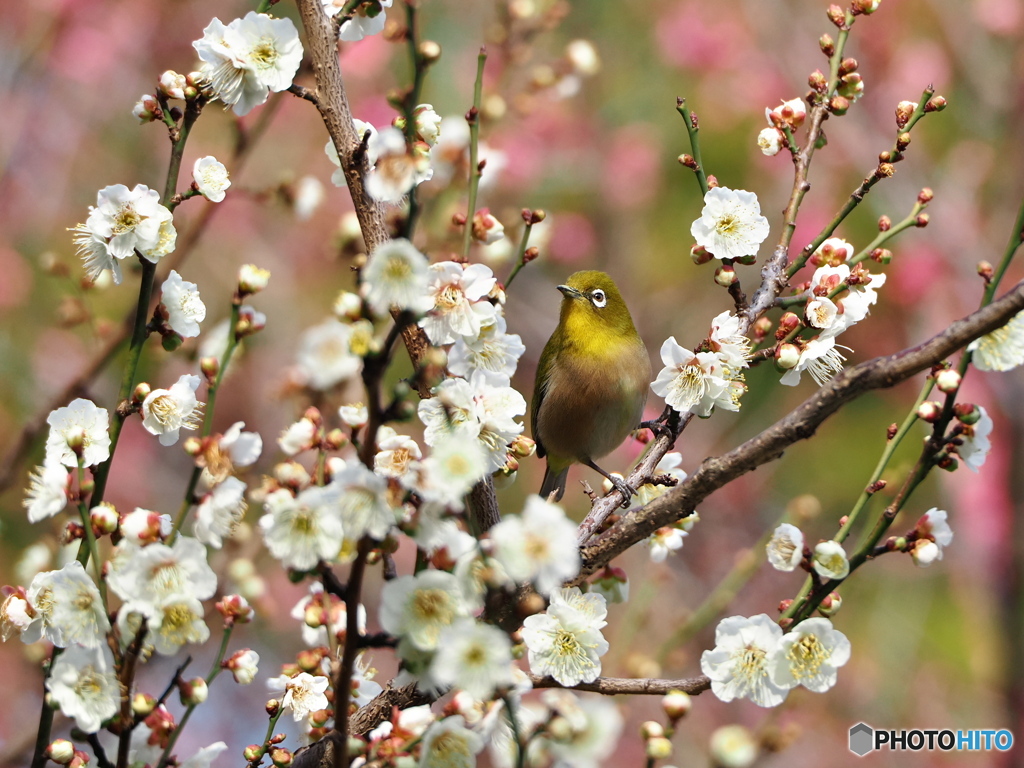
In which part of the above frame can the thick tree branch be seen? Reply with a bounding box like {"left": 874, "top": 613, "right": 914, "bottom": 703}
{"left": 577, "top": 280, "right": 1024, "bottom": 578}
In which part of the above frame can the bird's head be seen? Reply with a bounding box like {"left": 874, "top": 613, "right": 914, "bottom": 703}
{"left": 557, "top": 270, "right": 638, "bottom": 338}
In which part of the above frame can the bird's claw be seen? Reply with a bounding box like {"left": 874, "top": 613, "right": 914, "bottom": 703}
{"left": 609, "top": 477, "right": 635, "bottom": 509}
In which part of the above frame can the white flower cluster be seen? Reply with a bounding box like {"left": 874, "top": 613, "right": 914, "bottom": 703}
{"left": 193, "top": 12, "right": 303, "bottom": 116}
{"left": 779, "top": 247, "right": 887, "bottom": 387}
{"left": 71, "top": 183, "right": 176, "bottom": 285}
{"left": 702, "top": 614, "right": 851, "bottom": 707}
{"left": 324, "top": 105, "right": 440, "bottom": 203}
{"left": 651, "top": 311, "right": 751, "bottom": 417}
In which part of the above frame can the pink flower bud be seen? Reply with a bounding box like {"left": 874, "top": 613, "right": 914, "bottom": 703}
{"left": 776, "top": 343, "right": 801, "bottom": 370}
{"left": 179, "top": 677, "right": 208, "bottom": 706}
{"left": 216, "top": 594, "right": 254, "bottom": 624}
{"left": 47, "top": 740, "right": 76, "bottom": 765}
{"left": 916, "top": 401, "right": 943, "bottom": 423}
{"left": 818, "top": 591, "right": 842, "bottom": 616}
{"left": 714, "top": 265, "right": 737, "bottom": 287}
{"left": 690, "top": 244, "right": 713, "bottom": 265}
{"left": 662, "top": 689, "right": 692, "bottom": 720}
{"left": 934, "top": 369, "right": 961, "bottom": 393}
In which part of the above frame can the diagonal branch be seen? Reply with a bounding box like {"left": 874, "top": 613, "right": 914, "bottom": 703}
{"left": 576, "top": 279, "right": 1024, "bottom": 578}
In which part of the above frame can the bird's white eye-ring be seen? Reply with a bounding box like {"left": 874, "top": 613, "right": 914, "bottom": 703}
{"left": 590, "top": 289, "right": 607, "bottom": 308}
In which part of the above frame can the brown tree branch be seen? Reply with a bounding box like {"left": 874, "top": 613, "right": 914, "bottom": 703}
{"left": 576, "top": 279, "right": 1024, "bottom": 578}
{"left": 528, "top": 673, "right": 711, "bottom": 696}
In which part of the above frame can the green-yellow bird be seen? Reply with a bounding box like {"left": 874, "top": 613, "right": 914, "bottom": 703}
{"left": 532, "top": 270, "right": 651, "bottom": 503}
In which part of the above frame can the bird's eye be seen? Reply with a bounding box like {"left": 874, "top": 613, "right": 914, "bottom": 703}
{"left": 590, "top": 289, "right": 607, "bottom": 308}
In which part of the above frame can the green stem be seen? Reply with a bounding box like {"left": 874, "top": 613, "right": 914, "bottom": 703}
{"left": 76, "top": 463, "right": 108, "bottom": 607}
{"left": 30, "top": 650, "right": 61, "bottom": 768}
{"left": 401, "top": 1, "right": 427, "bottom": 240}
{"left": 460, "top": 48, "right": 488, "bottom": 259}
{"left": 504, "top": 220, "right": 534, "bottom": 289}
{"left": 156, "top": 625, "right": 234, "bottom": 768}
{"left": 502, "top": 694, "right": 526, "bottom": 768}
{"left": 675, "top": 99, "right": 708, "bottom": 197}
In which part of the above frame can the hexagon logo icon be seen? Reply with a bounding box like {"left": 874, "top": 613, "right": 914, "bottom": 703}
{"left": 849, "top": 723, "right": 874, "bottom": 757}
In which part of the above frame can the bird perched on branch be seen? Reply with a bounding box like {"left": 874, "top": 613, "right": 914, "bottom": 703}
{"left": 532, "top": 270, "right": 651, "bottom": 504}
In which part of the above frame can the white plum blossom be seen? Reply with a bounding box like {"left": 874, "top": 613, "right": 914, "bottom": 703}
{"left": 23, "top": 459, "right": 70, "bottom": 523}
{"left": 647, "top": 526, "right": 687, "bottom": 563}
{"left": 192, "top": 156, "right": 231, "bottom": 202}
{"left": 412, "top": 104, "right": 442, "bottom": 146}
{"left": 379, "top": 570, "right": 469, "bottom": 652}
{"left": 491, "top": 495, "right": 580, "bottom": 595}
{"left": 651, "top": 338, "right": 743, "bottom": 417}
{"left": 161, "top": 270, "right": 206, "bottom": 338}
{"left": 107, "top": 536, "right": 217, "bottom": 609}
{"left": 142, "top": 374, "right": 204, "bottom": 446}
{"left": 768, "top": 618, "right": 850, "bottom": 693}
{"left": 418, "top": 377, "right": 479, "bottom": 444}
{"left": 45, "top": 398, "right": 110, "bottom": 468}
{"left": 193, "top": 13, "right": 303, "bottom": 116}
{"left": 419, "top": 716, "right": 485, "bottom": 768}
{"left": 542, "top": 693, "right": 623, "bottom": 768}
{"left": 767, "top": 523, "right": 805, "bottom": 572}
{"left": 812, "top": 540, "right": 850, "bottom": 580}
{"left": 374, "top": 426, "right": 422, "bottom": 482}
{"left": 365, "top": 127, "right": 432, "bottom": 203}
{"left": 709, "top": 725, "right": 758, "bottom": 768}
{"left": 71, "top": 184, "right": 175, "bottom": 284}
{"left": 805, "top": 296, "right": 839, "bottom": 331}
{"left": 361, "top": 238, "right": 433, "bottom": 317}
{"left": 448, "top": 315, "right": 526, "bottom": 386}
{"left": 1, "top": 593, "right": 33, "bottom": 642}
{"left": 969, "top": 311, "right": 1024, "bottom": 371}
{"left": 911, "top": 507, "right": 954, "bottom": 566}
{"left": 812, "top": 237, "right": 854, "bottom": 263}
{"left": 768, "top": 97, "right": 807, "bottom": 128}
{"left": 690, "top": 186, "right": 770, "bottom": 261}
{"left": 260, "top": 485, "right": 344, "bottom": 571}
{"left": 217, "top": 421, "right": 263, "bottom": 467}
{"left": 430, "top": 619, "right": 515, "bottom": 701}
{"left": 420, "top": 261, "right": 498, "bottom": 345}
{"left": 779, "top": 335, "right": 848, "bottom": 387}
{"left": 292, "top": 583, "right": 367, "bottom": 646}
{"left": 322, "top": 0, "right": 394, "bottom": 42}
{"left": 349, "top": 653, "right": 384, "bottom": 707}
{"left": 296, "top": 318, "right": 362, "bottom": 390}
{"left": 522, "top": 588, "right": 609, "bottom": 686}
{"left": 194, "top": 476, "right": 247, "bottom": 549}
{"left": 429, "top": 116, "right": 507, "bottom": 189}
{"left": 179, "top": 743, "right": 229, "bottom": 768}
{"left": 268, "top": 672, "right": 330, "bottom": 722}
{"left": 332, "top": 462, "right": 396, "bottom": 540}
{"left": 145, "top": 594, "right": 211, "bottom": 655}
{"left": 119, "top": 508, "right": 171, "bottom": 546}
{"left": 339, "top": 403, "right": 369, "bottom": 429}
{"left": 324, "top": 123, "right": 381, "bottom": 187}
{"left": 757, "top": 127, "right": 784, "bottom": 156}
{"left": 294, "top": 175, "right": 325, "bottom": 220}
{"left": 701, "top": 614, "right": 788, "bottom": 707}
{"left": 24, "top": 561, "right": 110, "bottom": 648}
{"left": 46, "top": 645, "right": 120, "bottom": 733}
{"left": 227, "top": 649, "right": 260, "bottom": 684}
{"left": 708, "top": 311, "right": 752, "bottom": 373}
{"left": 955, "top": 406, "right": 993, "bottom": 472}
{"left": 408, "top": 436, "right": 489, "bottom": 510}
{"left": 278, "top": 417, "right": 317, "bottom": 456}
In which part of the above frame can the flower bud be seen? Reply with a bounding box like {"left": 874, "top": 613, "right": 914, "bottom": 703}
{"left": 509, "top": 435, "right": 537, "bottom": 459}
{"left": 706, "top": 174, "right": 719, "bottom": 188}
{"left": 925, "top": 95, "right": 947, "bottom": 112}
{"left": 244, "top": 746, "right": 266, "bottom": 762}
{"left": 838, "top": 72, "right": 864, "bottom": 101}
{"left": 270, "top": 747, "right": 293, "bottom": 767}
{"left": 852, "top": 0, "right": 881, "bottom": 13}
{"left": 216, "top": 594, "right": 254, "bottom": 624}
{"left": 934, "top": 369, "right": 961, "bottom": 393}
{"left": 916, "top": 401, "right": 943, "bottom": 423}
{"left": 418, "top": 40, "right": 441, "bottom": 62}
{"left": 910, "top": 539, "right": 941, "bottom": 567}
{"left": 830, "top": 95, "right": 850, "bottom": 115}
{"left": 827, "top": 4, "right": 846, "bottom": 26}
{"left": 238, "top": 264, "right": 271, "bottom": 296}
{"left": 471, "top": 208, "right": 505, "bottom": 244}
{"left": 710, "top": 725, "right": 757, "bottom": 768}
{"left": 757, "top": 127, "right": 784, "bottom": 157}
{"left": 953, "top": 403, "right": 981, "bottom": 425}
{"left": 158, "top": 70, "right": 187, "bottom": 100}
{"left": 808, "top": 69, "right": 827, "bottom": 92}
{"left": 776, "top": 343, "right": 800, "bottom": 370}
{"left": 132, "top": 94, "right": 161, "bottom": 124}
{"left": 776, "top": 312, "right": 801, "bottom": 337}
{"left": 896, "top": 132, "right": 912, "bottom": 151}
{"left": 819, "top": 34, "right": 835, "bottom": 56}
{"left": 662, "top": 689, "right": 692, "bottom": 721}
{"left": 646, "top": 737, "right": 673, "bottom": 760}
{"left": 678, "top": 154, "right": 697, "bottom": 169}
{"left": 179, "top": 677, "right": 208, "bottom": 706}
{"left": 915, "top": 212, "right": 930, "bottom": 227}
{"left": 266, "top": 699, "right": 281, "bottom": 716}
{"left": 90, "top": 503, "right": 119, "bottom": 535}
{"left": 714, "top": 264, "right": 737, "bottom": 287}
{"left": 818, "top": 591, "right": 842, "bottom": 616}
{"left": 877, "top": 162, "right": 895, "bottom": 178}
{"left": 977, "top": 260, "right": 994, "bottom": 282}
{"left": 870, "top": 248, "right": 892, "bottom": 264}
{"left": 132, "top": 693, "right": 157, "bottom": 717}
{"left": 47, "top": 740, "right": 76, "bottom": 765}
{"left": 752, "top": 316, "right": 773, "bottom": 341}
{"left": 778, "top": 598, "right": 794, "bottom": 613}
{"left": 896, "top": 100, "right": 917, "bottom": 129}
{"left": 690, "top": 244, "right": 713, "bottom": 265}
{"left": 640, "top": 721, "right": 665, "bottom": 740}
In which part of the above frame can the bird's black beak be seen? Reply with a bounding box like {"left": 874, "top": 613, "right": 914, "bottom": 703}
{"left": 557, "top": 285, "right": 584, "bottom": 300}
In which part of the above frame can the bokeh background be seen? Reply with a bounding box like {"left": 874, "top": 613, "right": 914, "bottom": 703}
{"left": 2, "top": 0, "right": 1024, "bottom": 765}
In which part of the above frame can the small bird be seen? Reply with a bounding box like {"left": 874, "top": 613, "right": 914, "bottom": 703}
{"left": 532, "top": 270, "right": 651, "bottom": 504}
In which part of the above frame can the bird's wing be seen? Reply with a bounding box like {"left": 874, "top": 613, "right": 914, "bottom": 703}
{"left": 531, "top": 333, "right": 559, "bottom": 460}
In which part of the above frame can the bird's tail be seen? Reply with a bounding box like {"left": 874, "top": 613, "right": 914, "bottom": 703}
{"left": 540, "top": 463, "right": 569, "bottom": 502}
